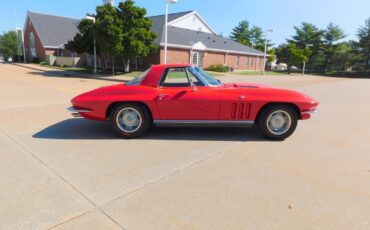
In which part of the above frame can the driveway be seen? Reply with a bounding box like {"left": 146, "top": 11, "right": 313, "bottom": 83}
{"left": 1, "top": 64, "right": 369, "bottom": 229}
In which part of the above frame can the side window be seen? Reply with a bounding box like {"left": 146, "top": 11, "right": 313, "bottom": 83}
{"left": 186, "top": 67, "right": 202, "bottom": 86}
{"left": 161, "top": 68, "right": 190, "bottom": 87}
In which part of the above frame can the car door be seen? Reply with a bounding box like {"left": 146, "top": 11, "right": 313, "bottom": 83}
{"left": 218, "top": 87, "right": 254, "bottom": 121}
{"left": 155, "top": 67, "right": 220, "bottom": 120}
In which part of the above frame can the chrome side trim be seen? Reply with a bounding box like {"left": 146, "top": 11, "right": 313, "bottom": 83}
{"left": 67, "top": 107, "right": 92, "bottom": 117}
{"left": 302, "top": 109, "right": 319, "bottom": 115}
{"left": 67, "top": 107, "right": 92, "bottom": 113}
{"left": 153, "top": 120, "right": 255, "bottom": 128}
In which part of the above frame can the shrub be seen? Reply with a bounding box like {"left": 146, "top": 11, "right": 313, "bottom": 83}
{"left": 31, "top": 57, "right": 40, "bottom": 64}
{"left": 205, "top": 64, "right": 228, "bottom": 72}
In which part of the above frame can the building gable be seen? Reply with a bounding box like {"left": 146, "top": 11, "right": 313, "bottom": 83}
{"left": 192, "top": 41, "right": 207, "bottom": 51}
{"left": 168, "top": 11, "right": 216, "bottom": 34}
{"left": 27, "top": 11, "right": 80, "bottom": 48}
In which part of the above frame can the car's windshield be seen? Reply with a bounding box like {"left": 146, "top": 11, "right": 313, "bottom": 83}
{"left": 126, "top": 68, "right": 151, "bottom": 86}
{"left": 194, "top": 67, "right": 222, "bottom": 86}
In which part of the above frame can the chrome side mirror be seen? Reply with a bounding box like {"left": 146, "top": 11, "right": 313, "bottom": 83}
{"left": 189, "top": 78, "right": 197, "bottom": 91}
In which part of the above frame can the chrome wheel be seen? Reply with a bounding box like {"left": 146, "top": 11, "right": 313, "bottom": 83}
{"left": 115, "top": 107, "right": 142, "bottom": 133}
{"left": 266, "top": 110, "right": 292, "bottom": 135}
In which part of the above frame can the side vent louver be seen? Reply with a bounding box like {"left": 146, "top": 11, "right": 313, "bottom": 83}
{"left": 231, "top": 103, "right": 251, "bottom": 119}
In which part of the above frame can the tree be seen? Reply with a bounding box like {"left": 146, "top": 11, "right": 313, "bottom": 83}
{"left": 250, "top": 26, "right": 273, "bottom": 51}
{"left": 357, "top": 17, "right": 370, "bottom": 70}
{"left": 267, "top": 48, "right": 276, "bottom": 62}
{"left": 330, "top": 41, "right": 361, "bottom": 71}
{"left": 67, "top": 4, "right": 123, "bottom": 72}
{"left": 288, "top": 22, "right": 324, "bottom": 70}
{"left": 94, "top": 4, "right": 123, "bottom": 72}
{"left": 276, "top": 43, "right": 310, "bottom": 73}
{"left": 66, "top": 19, "right": 96, "bottom": 54}
{"left": 230, "top": 22, "right": 273, "bottom": 52}
{"left": 230, "top": 20, "right": 251, "bottom": 47}
{"left": 117, "top": 0, "right": 157, "bottom": 72}
{"left": 0, "top": 31, "right": 20, "bottom": 60}
{"left": 66, "top": 0, "right": 157, "bottom": 73}
{"left": 323, "top": 23, "right": 346, "bottom": 70}
{"left": 288, "top": 22, "right": 324, "bottom": 48}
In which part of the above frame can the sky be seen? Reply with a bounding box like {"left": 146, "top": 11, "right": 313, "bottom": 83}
{"left": 0, "top": 0, "right": 369, "bottom": 46}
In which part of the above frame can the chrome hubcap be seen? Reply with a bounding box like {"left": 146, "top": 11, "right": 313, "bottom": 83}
{"left": 116, "top": 107, "right": 142, "bottom": 133}
{"left": 267, "top": 110, "right": 292, "bottom": 135}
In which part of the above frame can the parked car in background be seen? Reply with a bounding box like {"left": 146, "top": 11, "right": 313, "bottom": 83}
{"left": 69, "top": 64, "right": 319, "bottom": 140}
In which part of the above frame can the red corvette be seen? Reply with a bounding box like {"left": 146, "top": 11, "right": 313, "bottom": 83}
{"left": 68, "top": 64, "right": 319, "bottom": 140}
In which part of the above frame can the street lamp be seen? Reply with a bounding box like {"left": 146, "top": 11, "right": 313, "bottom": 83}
{"left": 86, "top": 15, "right": 97, "bottom": 75}
{"left": 302, "top": 44, "right": 313, "bottom": 75}
{"left": 164, "top": 0, "right": 177, "bottom": 64}
{"left": 16, "top": 27, "right": 26, "bottom": 63}
{"left": 263, "top": 29, "right": 273, "bottom": 75}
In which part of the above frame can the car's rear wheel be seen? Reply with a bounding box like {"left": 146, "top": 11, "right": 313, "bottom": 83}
{"left": 110, "top": 103, "right": 151, "bottom": 139}
{"left": 258, "top": 104, "right": 298, "bottom": 140}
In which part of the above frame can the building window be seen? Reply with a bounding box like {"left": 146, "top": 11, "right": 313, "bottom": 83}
{"left": 29, "top": 32, "right": 36, "bottom": 58}
{"left": 192, "top": 52, "right": 199, "bottom": 66}
{"left": 192, "top": 51, "right": 204, "bottom": 67}
{"left": 236, "top": 56, "right": 240, "bottom": 67}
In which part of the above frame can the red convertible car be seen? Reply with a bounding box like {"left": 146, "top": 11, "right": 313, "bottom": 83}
{"left": 68, "top": 64, "right": 319, "bottom": 140}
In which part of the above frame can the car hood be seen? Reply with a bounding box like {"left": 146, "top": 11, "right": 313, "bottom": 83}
{"left": 71, "top": 84, "right": 125, "bottom": 103}
{"left": 222, "top": 82, "right": 318, "bottom": 105}
{"left": 222, "top": 83, "right": 269, "bottom": 88}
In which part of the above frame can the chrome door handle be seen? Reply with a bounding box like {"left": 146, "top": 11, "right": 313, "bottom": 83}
{"left": 239, "top": 95, "right": 246, "bottom": 99}
{"left": 158, "top": 94, "right": 170, "bottom": 100}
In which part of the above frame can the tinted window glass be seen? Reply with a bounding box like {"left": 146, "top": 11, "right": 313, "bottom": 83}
{"left": 161, "top": 68, "right": 190, "bottom": 87}
{"left": 126, "top": 68, "right": 150, "bottom": 86}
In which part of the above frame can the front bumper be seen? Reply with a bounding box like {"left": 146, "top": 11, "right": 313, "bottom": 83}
{"left": 301, "top": 109, "right": 319, "bottom": 120}
{"left": 67, "top": 107, "right": 92, "bottom": 117}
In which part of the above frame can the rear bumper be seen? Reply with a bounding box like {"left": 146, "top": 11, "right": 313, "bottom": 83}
{"left": 67, "top": 107, "right": 92, "bottom": 117}
{"left": 301, "top": 109, "right": 319, "bottom": 120}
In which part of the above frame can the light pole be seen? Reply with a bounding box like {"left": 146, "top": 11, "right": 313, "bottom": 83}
{"left": 164, "top": 0, "right": 177, "bottom": 64}
{"left": 16, "top": 27, "right": 26, "bottom": 63}
{"left": 302, "top": 44, "right": 313, "bottom": 75}
{"left": 86, "top": 16, "right": 97, "bottom": 75}
{"left": 263, "top": 29, "right": 273, "bottom": 75}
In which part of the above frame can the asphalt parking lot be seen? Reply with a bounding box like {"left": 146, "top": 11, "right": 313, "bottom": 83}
{"left": 1, "top": 63, "right": 370, "bottom": 229}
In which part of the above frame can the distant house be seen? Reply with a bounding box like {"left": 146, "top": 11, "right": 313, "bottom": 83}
{"left": 267, "top": 60, "right": 288, "bottom": 71}
{"left": 24, "top": 10, "right": 266, "bottom": 71}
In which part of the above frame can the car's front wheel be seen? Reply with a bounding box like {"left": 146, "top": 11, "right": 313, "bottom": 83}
{"left": 110, "top": 103, "right": 151, "bottom": 139}
{"left": 258, "top": 104, "right": 298, "bottom": 140}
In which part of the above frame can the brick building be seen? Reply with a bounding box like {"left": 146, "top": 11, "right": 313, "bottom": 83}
{"left": 23, "top": 10, "right": 266, "bottom": 71}
{"left": 24, "top": 12, "right": 80, "bottom": 62}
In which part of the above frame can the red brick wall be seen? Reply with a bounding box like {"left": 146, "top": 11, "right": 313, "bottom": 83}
{"left": 140, "top": 49, "right": 160, "bottom": 69}
{"left": 138, "top": 47, "right": 266, "bottom": 71}
{"left": 159, "top": 48, "right": 190, "bottom": 64}
{"left": 203, "top": 51, "right": 225, "bottom": 68}
{"left": 225, "top": 54, "right": 265, "bottom": 71}
{"left": 24, "top": 17, "right": 47, "bottom": 62}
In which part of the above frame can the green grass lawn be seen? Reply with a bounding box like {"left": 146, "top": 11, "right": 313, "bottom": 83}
{"left": 38, "top": 64, "right": 93, "bottom": 74}
{"left": 230, "top": 71, "right": 289, "bottom": 76}
{"left": 38, "top": 63, "right": 143, "bottom": 77}
{"left": 317, "top": 71, "right": 370, "bottom": 78}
